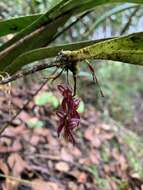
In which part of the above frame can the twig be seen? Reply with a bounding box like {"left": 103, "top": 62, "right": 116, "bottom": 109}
{"left": 0, "top": 61, "right": 61, "bottom": 84}
{"left": 0, "top": 173, "right": 32, "bottom": 186}
{"left": 50, "top": 11, "right": 91, "bottom": 43}
{"left": 120, "top": 6, "right": 140, "bottom": 35}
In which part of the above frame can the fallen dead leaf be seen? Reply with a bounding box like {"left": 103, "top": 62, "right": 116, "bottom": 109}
{"left": 84, "top": 127, "right": 101, "bottom": 148}
{"left": 8, "top": 153, "right": 29, "bottom": 177}
{"left": 60, "top": 148, "right": 74, "bottom": 162}
{"left": 30, "top": 135, "right": 40, "bottom": 146}
{"left": 84, "top": 127, "right": 94, "bottom": 141}
{"left": 18, "top": 111, "right": 31, "bottom": 122}
{"left": 0, "top": 135, "right": 12, "bottom": 147}
{"left": 12, "top": 97, "right": 24, "bottom": 108}
{"left": 34, "top": 128, "right": 50, "bottom": 137}
{"left": 55, "top": 161, "right": 70, "bottom": 172}
{"left": 32, "top": 179, "right": 62, "bottom": 190}
{"left": 4, "top": 178, "right": 18, "bottom": 190}
{"left": 0, "top": 160, "right": 17, "bottom": 190}
{"left": 0, "top": 159, "right": 9, "bottom": 176}
{"left": 0, "top": 143, "right": 21, "bottom": 153}
{"left": 100, "top": 123, "right": 111, "bottom": 131}
{"left": 4, "top": 125, "right": 26, "bottom": 137}
{"left": 68, "top": 182, "right": 78, "bottom": 190}
{"left": 101, "top": 132, "right": 114, "bottom": 140}
{"left": 89, "top": 149, "right": 100, "bottom": 164}
{"left": 69, "top": 170, "right": 88, "bottom": 184}
{"left": 71, "top": 146, "right": 82, "bottom": 157}
{"left": 77, "top": 172, "right": 87, "bottom": 183}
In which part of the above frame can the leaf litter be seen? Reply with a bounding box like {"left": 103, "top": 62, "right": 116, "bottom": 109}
{"left": 0, "top": 81, "right": 143, "bottom": 190}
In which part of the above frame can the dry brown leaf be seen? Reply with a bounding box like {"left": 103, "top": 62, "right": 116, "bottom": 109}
{"left": 84, "top": 128, "right": 101, "bottom": 147}
{"left": 92, "top": 136, "right": 101, "bottom": 148}
{"left": 100, "top": 123, "right": 111, "bottom": 131}
{"left": 30, "top": 135, "right": 40, "bottom": 146}
{"left": 60, "top": 148, "right": 74, "bottom": 162}
{"left": 12, "top": 97, "right": 24, "bottom": 108}
{"left": 118, "top": 155, "right": 128, "bottom": 171}
{"left": 4, "top": 178, "right": 18, "bottom": 190}
{"left": 8, "top": 153, "right": 28, "bottom": 177}
{"left": 55, "top": 162, "right": 70, "bottom": 172}
{"left": 0, "top": 160, "right": 9, "bottom": 175}
{"left": 12, "top": 140, "right": 22, "bottom": 151}
{"left": 79, "top": 158, "right": 91, "bottom": 165}
{"left": 0, "top": 143, "right": 21, "bottom": 153}
{"left": 89, "top": 150, "right": 100, "bottom": 164}
{"left": 71, "top": 146, "right": 82, "bottom": 157}
{"left": 103, "top": 165, "right": 110, "bottom": 174}
{"left": 68, "top": 182, "right": 78, "bottom": 190}
{"left": 84, "top": 127, "right": 94, "bottom": 141}
{"left": 101, "top": 132, "right": 114, "bottom": 140}
{"left": 18, "top": 111, "right": 31, "bottom": 121}
{"left": 0, "top": 160, "right": 17, "bottom": 190}
{"left": 34, "top": 128, "right": 50, "bottom": 137}
{"left": 70, "top": 170, "right": 87, "bottom": 184}
{"left": 4, "top": 125, "right": 26, "bottom": 137}
{"left": 77, "top": 172, "right": 87, "bottom": 183}
{"left": 0, "top": 136, "right": 12, "bottom": 147}
{"left": 32, "top": 179, "right": 62, "bottom": 190}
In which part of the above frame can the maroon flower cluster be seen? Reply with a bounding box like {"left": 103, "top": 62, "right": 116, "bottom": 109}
{"left": 56, "top": 85, "right": 80, "bottom": 144}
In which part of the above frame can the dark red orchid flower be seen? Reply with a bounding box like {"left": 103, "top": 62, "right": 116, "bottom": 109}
{"left": 56, "top": 85, "right": 80, "bottom": 144}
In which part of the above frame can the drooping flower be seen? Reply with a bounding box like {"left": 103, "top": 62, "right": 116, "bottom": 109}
{"left": 56, "top": 85, "right": 80, "bottom": 144}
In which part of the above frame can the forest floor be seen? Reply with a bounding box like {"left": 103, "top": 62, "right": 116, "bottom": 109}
{"left": 0, "top": 78, "right": 143, "bottom": 190}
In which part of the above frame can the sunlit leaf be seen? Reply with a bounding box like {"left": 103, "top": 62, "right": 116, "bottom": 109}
{"left": 27, "top": 118, "right": 44, "bottom": 128}
{"left": 35, "top": 92, "right": 59, "bottom": 108}
{"left": 77, "top": 100, "right": 85, "bottom": 113}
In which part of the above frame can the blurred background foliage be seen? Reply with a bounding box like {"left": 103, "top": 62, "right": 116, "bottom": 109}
{"left": 0, "top": 0, "right": 143, "bottom": 135}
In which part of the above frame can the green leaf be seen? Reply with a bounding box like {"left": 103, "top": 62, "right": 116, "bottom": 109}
{"left": 5, "top": 38, "right": 111, "bottom": 74}
{"left": 34, "top": 92, "right": 59, "bottom": 108}
{"left": 61, "top": 32, "right": 143, "bottom": 66}
{"left": 67, "top": 0, "right": 143, "bottom": 15}
{"left": 77, "top": 100, "right": 85, "bottom": 113}
{"left": 27, "top": 118, "right": 44, "bottom": 128}
{"left": 0, "top": 0, "right": 69, "bottom": 51}
{"left": 84, "top": 4, "right": 139, "bottom": 37}
{"left": 0, "top": 14, "right": 42, "bottom": 37}
{"left": 0, "top": 14, "right": 70, "bottom": 71}
{"left": 0, "top": 0, "right": 71, "bottom": 71}
{"left": 117, "top": 181, "right": 128, "bottom": 190}
{"left": 1, "top": 0, "right": 143, "bottom": 72}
